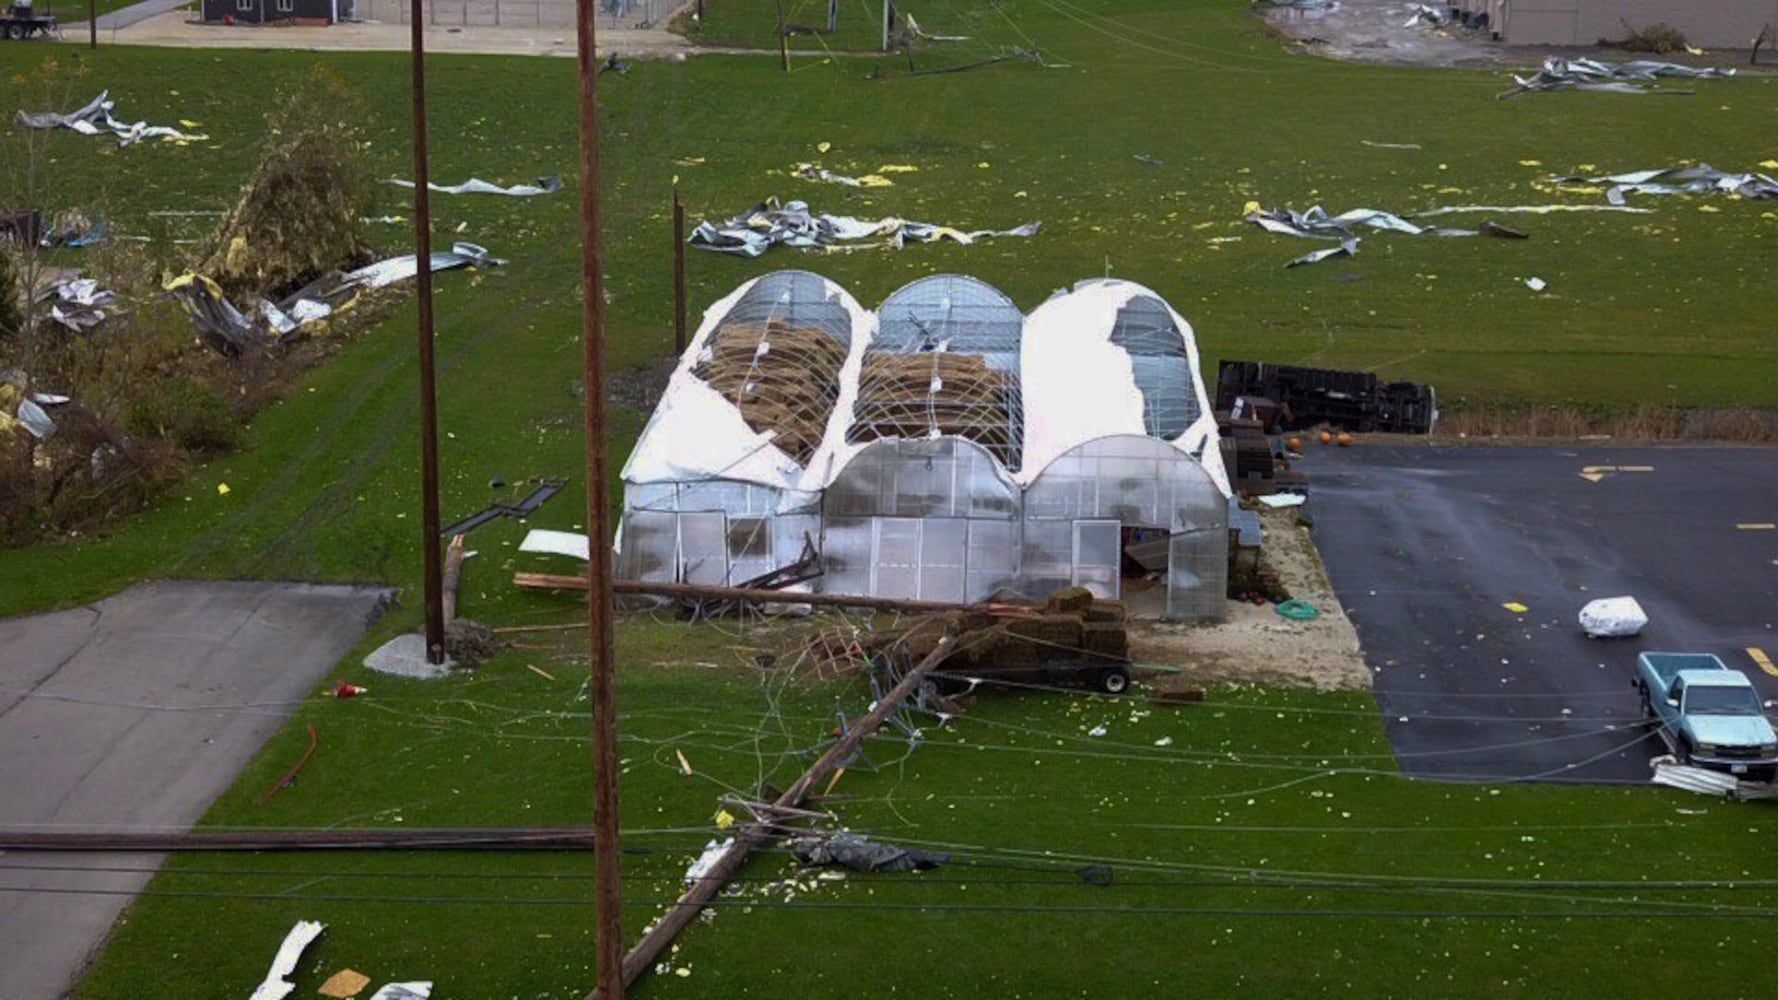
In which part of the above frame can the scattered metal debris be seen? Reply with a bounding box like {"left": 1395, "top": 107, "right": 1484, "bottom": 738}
{"left": 1500, "top": 57, "right": 1736, "bottom": 98}
{"left": 388, "top": 176, "right": 563, "bottom": 197}
{"left": 1246, "top": 204, "right": 1523, "bottom": 266}
{"left": 441, "top": 477, "right": 566, "bottom": 537}
{"left": 15, "top": 90, "right": 208, "bottom": 146}
{"left": 793, "top": 163, "right": 895, "bottom": 188}
{"left": 366, "top": 983, "right": 431, "bottom": 1000}
{"left": 688, "top": 198, "right": 1039, "bottom": 257}
{"left": 1361, "top": 139, "right": 1422, "bottom": 150}
{"left": 1414, "top": 203, "right": 1652, "bottom": 217}
{"left": 41, "top": 276, "right": 116, "bottom": 333}
{"left": 1579, "top": 596, "right": 1647, "bottom": 638}
{"left": 342, "top": 241, "right": 504, "bottom": 289}
{"left": 1553, "top": 163, "right": 1778, "bottom": 205}
{"left": 1525, "top": 276, "right": 1548, "bottom": 292}
{"left": 789, "top": 831, "right": 949, "bottom": 873}
{"left": 248, "top": 920, "right": 325, "bottom": 1000}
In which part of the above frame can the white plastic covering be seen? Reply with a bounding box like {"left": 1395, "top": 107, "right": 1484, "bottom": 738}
{"left": 621, "top": 271, "right": 873, "bottom": 497}
{"left": 1579, "top": 596, "right": 1648, "bottom": 638}
{"left": 1018, "top": 279, "right": 1229, "bottom": 494}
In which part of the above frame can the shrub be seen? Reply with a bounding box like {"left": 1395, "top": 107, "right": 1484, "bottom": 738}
{"left": 123, "top": 376, "right": 242, "bottom": 454}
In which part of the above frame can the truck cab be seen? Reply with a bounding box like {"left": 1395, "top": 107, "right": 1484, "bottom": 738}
{"left": 1637, "top": 652, "right": 1778, "bottom": 780}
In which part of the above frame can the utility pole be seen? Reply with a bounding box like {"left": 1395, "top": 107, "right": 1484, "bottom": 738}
{"left": 87, "top": 0, "right": 96, "bottom": 48}
{"left": 672, "top": 184, "right": 687, "bottom": 356}
{"left": 408, "top": 0, "right": 446, "bottom": 665}
{"left": 775, "top": 0, "right": 788, "bottom": 71}
{"left": 573, "top": 0, "right": 624, "bottom": 996}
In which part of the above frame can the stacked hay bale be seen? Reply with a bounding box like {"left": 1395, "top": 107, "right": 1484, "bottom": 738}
{"left": 693, "top": 320, "right": 847, "bottom": 465}
{"left": 848, "top": 351, "right": 1018, "bottom": 465}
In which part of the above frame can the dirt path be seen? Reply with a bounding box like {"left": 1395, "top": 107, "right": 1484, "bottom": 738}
{"left": 1132, "top": 507, "right": 1371, "bottom": 692}
{"left": 1259, "top": 0, "right": 1513, "bottom": 68}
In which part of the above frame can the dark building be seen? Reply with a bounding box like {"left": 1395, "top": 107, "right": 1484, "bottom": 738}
{"left": 201, "top": 0, "right": 352, "bottom": 24}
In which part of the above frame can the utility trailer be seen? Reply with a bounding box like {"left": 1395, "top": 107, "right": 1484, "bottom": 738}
{"left": 1215, "top": 360, "right": 1437, "bottom": 435}
{"left": 1, "top": 1, "right": 58, "bottom": 39}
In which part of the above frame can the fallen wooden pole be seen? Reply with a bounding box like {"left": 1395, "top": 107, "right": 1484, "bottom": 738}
{"left": 593, "top": 637, "right": 954, "bottom": 997}
{"left": 442, "top": 533, "right": 467, "bottom": 625}
{"left": 0, "top": 828, "right": 602, "bottom": 852}
{"left": 516, "top": 573, "right": 989, "bottom": 615}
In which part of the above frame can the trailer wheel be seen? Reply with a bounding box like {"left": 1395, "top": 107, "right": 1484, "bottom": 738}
{"left": 6, "top": 24, "right": 29, "bottom": 40}
{"left": 1097, "top": 666, "right": 1130, "bottom": 695}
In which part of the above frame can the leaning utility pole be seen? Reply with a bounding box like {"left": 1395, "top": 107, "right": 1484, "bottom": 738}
{"left": 573, "top": 0, "right": 624, "bottom": 996}
{"left": 408, "top": 0, "right": 446, "bottom": 665}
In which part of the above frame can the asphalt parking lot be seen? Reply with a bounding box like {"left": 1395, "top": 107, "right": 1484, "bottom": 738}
{"left": 1306, "top": 445, "right": 1778, "bottom": 783}
{"left": 0, "top": 580, "right": 389, "bottom": 1000}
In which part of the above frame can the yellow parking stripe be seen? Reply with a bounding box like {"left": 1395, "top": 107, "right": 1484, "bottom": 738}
{"left": 1749, "top": 648, "right": 1778, "bottom": 679}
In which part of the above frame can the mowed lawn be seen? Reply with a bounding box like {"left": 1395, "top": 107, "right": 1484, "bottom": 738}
{"left": 0, "top": 2, "right": 1776, "bottom": 996}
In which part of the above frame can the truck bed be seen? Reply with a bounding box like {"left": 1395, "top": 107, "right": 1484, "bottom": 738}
{"left": 1639, "top": 651, "right": 1728, "bottom": 688}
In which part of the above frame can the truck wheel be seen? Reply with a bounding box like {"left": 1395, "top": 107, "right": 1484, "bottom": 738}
{"left": 1675, "top": 739, "right": 1693, "bottom": 766}
{"left": 1097, "top": 667, "right": 1130, "bottom": 695}
{"left": 1637, "top": 683, "right": 1652, "bottom": 717}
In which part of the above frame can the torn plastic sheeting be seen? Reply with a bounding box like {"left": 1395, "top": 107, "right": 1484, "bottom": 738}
{"left": 388, "top": 176, "right": 562, "bottom": 197}
{"left": 1579, "top": 596, "right": 1647, "bottom": 638}
{"left": 15, "top": 397, "right": 56, "bottom": 439}
{"left": 1413, "top": 203, "right": 1653, "bottom": 218}
{"left": 342, "top": 242, "right": 505, "bottom": 289}
{"left": 1248, "top": 205, "right": 1525, "bottom": 267}
{"left": 367, "top": 984, "right": 433, "bottom": 1000}
{"left": 790, "top": 831, "right": 949, "bottom": 873}
{"left": 1502, "top": 57, "right": 1735, "bottom": 98}
{"left": 15, "top": 90, "right": 208, "bottom": 147}
{"left": 519, "top": 528, "right": 592, "bottom": 561}
{"left": 1286, "top": 239, "right": 1357, "bottom": 268}
{"left": 248, "top": 920, "right": 325, "bottom": 1000}
{"left": 688, "top": 198, "right": 1039, "bottom": 257}
{"left": 1552, "top": 164, "right": 1778, "bottom": 206}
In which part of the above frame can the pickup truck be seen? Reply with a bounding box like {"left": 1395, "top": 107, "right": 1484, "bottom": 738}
{"left": 1636, "top": 652, "right": 1778, "bottom": 780}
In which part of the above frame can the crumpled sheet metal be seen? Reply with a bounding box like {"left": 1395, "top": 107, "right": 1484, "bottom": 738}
{"left": 1246, "top": 205, "right": 1524, "bottom": 266}
{"left": 15, "top": 396, "right": 57, "bottom": 439}
{"left": 164, "top": 273, "right": 350, "bottom": 356}
{"left": 248, "top": 920, "right": 325, "bottom": 1000}
{"left": 389, "top": 176, "right": 562, "bottom": 196}
{"left": 343, "top": 241, "right": 505, "bottom": 289}
{"left": 1503, "top": 57, "right": 1736, "bottom": 97}
{"left": 1553, "top": 163, "right": 1778, "bottom": 206}
{"left": 41, "top": 277, "right": 118, "bottom": 333}
{"left": 790, "top": 831, "right": 949, "bottom": 873}
{"left": 367, "top": 984, "right": 432, "bottom": 1000}
{"left": 16, "top": 90, "right": 208, "bottom": 147}
{"left": 689, "top": 198, "right": 1039, "bottom": 257}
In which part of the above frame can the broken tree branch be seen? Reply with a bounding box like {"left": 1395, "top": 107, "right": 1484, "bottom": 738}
{"left": 516, "top": 573, "right": 1000, "bottom": 615}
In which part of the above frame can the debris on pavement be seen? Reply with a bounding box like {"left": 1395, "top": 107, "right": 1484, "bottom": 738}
{"left": 1257, "top": 493, "right": 1307, "bottom": 508}
{"left": 1552, "top": 163, "right": 1778, "bottom": 205}
{"left": 248, "top": 920, "right": 325, "bottom": 1000}
{"left": 15, "top": 91, "right": 209, "bottom": 146}
{"left": 1275, "top": 598, "right": 1319, "bottom": 621}
{"left": 388, "top": 176, "right": 563, "bottom": 197}
{"left": 318, "top": 968, "right": 373, "bottom": 999}
{"left": 789, "top": 831, "right": 950, "bottom": 873}
{"left": 1579, "top": 596, "right": 1648, "bottom": 638}
{"left": 1500, "top": 57, "right": 1736, "bottom": 98}
{"left": 688, "top": 198, "right": 1039, "bottom": 257}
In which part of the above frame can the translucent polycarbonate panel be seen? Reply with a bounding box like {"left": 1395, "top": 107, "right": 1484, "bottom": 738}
{"left": 1072, "top": 520, "right": 1122, "bottom": 599}
{"left": 1023, "top": 434, "right": 1227, "bottom": 621}
{"left": 677, "top": 512, "right": 729, "bottom": 586}
{"left": 966, "top": 519, "right": 1019, "bottom": 601}
{"left": 712, "top": 269, "right": 854, "bottom": 348}
{"left": 1108, "top": 294, "right": 1200, "bottom": 441}
{"left": 624, "top": 479, "right": 815, "bottom": 518}
{"left": 819, "top": 516, "right": 874, "bottom": 599}
{"left": 871, "top": 517, "right": 922, "bottom": 600}
{"left": 824, "top": 438, "right": 1019, "bottom": 521}
{"left": 876, "top": 274, "right": 1024, "bottom": 361}
{"left": 727, "top": 516, "right": 775, "bottom": 585}
{"left": 625, "top": 481, "right": 679, "bottom": 512}
{"left": 619, "top": 510, "right": 677, "bottom": 582}
{"left": 919, "top": 518, "right": 969, "bottom": 604}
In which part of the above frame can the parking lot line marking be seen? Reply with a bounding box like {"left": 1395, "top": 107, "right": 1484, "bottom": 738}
{"left": 1748, "top": 648, "right": 1778, "bottom": 678}
{"left": 1738, "top": 523, "right": 1777, "bottom": 530}
{"left": 1578, "top": 465, "right": 1653, "bottom": 483}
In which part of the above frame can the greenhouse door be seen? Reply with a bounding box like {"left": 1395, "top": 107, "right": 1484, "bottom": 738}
{"left": 1072, "top": 519, "right": 1121, "bottom": 599}
{"left": 677, "top": 512, "right": 729, "bottom": 586}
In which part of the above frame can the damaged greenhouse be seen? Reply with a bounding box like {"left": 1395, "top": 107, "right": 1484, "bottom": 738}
{"left": 617, "top": 271, "right": 1232, "bottom": 621}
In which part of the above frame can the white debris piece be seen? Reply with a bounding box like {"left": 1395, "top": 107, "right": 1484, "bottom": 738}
{"left": 685, "top": 838, "right": 734, "bottom": 885}
{"left": 1525, "top": 277, "right": 1548, "bottom": 292}
{"left": 367, "top": 984, "right": 433, "bottom": 1000}
{"left": 519, "top": 528, "right": 592, "bottom": 561}
{"left": 1578, "top": 596, "right": 1647, "bottom": 638}
{"left": 248, "top": 920, "right": 325, "bottom": 1000}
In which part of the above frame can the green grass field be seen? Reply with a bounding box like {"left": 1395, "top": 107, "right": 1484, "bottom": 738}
{"left": 2, "top": 2, "right": 1777, "bottom": 995}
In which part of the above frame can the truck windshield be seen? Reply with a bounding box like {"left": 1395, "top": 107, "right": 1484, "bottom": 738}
{"left": 1685, "top": 686, "right": 1764, "bottom": 716}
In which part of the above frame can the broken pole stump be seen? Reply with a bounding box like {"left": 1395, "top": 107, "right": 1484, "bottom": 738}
{"left": 442, "top": 533, "right": 467, "bottom": 625}
{"left": 591, "top": 637, "right": 956, "bottom": 998}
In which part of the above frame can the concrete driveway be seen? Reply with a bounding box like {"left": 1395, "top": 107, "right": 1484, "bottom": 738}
{"left": 1306, "top": 445, "right": 1778, "bottom": 783}
{"left": 0, "top": 580, "right": 389, "bottom": 1000}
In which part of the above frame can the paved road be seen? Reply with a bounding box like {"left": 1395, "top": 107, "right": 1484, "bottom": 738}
{"left": 0, "top": 580, "right": 389, "bottom": 1000}
{"left": 1307, "top": 445, "right": 1778, "bottom": 783}
{"left": 63, "top": 0, "right": 192, "bottom": 31}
